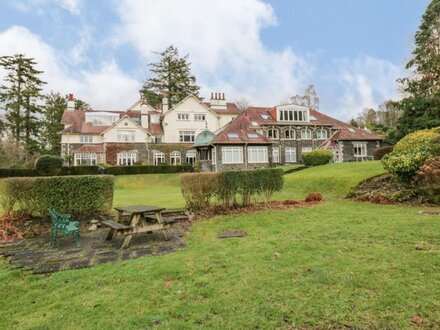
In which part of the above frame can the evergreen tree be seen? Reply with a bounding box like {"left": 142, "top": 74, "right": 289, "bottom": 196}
{"left": 41, "top": 91, "right": 66, "bottom": 155}
{"left": 395, "top": 0, "right": 440, "bottom": 137}
{"left": 0, "top": 54, "right": 46, "bottom": 152}
{"left": 141, "top": 45, "right": 200, "bottom": 108}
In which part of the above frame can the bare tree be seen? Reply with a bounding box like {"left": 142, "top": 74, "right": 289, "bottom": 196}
{"left": 290, "top": 84, "right": 320, "bottom": 110}
{"left": 235, "top": 97, "right": 249, "bottom": 112}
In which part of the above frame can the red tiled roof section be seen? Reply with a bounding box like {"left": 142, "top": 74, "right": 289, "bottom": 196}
{"left": 149, "top": 123, "right": 163, "bottom": 135}
{"left": 204, "top": 102, "right": 244, "bottom": 115}
{"left": 60, "top": 110, "right": 110, "bottom": 134}
{"left": 73, "top": 144, "right": 104, "bottom": 153}
{"left": 213, "top": 110, "right": 272, "bottom": 144}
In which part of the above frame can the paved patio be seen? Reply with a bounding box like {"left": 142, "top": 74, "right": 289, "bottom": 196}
{"left": 0, "top": 224, "right": 189, "bottom": 274}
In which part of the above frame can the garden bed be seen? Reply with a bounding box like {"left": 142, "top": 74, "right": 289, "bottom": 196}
{"left": 348, "top": 173, "right": 439, "bottom": 205}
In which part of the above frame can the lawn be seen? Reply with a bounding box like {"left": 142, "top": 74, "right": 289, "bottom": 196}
{"left": 1, "top": 162, "right": 439, "bottom": 328}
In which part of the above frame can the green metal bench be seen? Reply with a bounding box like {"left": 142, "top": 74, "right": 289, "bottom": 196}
{"left": 48, "top": 208, "right": 80, "bottom": 247}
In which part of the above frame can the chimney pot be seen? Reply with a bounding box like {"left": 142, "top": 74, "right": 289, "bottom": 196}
{"left": 68, "top": 93, "right": 74, "bottom": 101}
{"left": 222, "top": 92, "right": 225, "bottom": 100}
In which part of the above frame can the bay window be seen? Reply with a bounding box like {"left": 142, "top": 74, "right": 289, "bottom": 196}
{"left": 74, "top": 152, "right": 97, "bottom": 166}
{"left": 153, "top": 150, "right": 165, "bottom": 165}
{"left": 117, "top": 152, "right": 137, "bottom": 166}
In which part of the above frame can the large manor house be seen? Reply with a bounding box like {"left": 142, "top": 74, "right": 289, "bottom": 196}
{"left": 60, "top": 92, "right": 385, "bottom": 171}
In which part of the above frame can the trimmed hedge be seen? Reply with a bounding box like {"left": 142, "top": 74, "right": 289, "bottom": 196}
{"left": 0, "top": 165, "right": 193, "bottom": 178}
{"left": 180, "top": 168, "right": 284, "bottom": 210}
{"left": 106, "top": 165, "right": 193, "bottom": 175}
{"left": 301, "top": 149, "right": 333, "bottom": 166}
{"left": 35, "top": 155, "right": 64, "bottom": 176}
{"left": 0, "top": 168, "right": 38, "bottom": 178}
{"left": 1, "top": 175, "right": 114, "bottom": 218}
{"left": 373, "top": 146, "right": 393, "bottom": 160}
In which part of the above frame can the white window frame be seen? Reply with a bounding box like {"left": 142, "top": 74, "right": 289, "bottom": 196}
{"left": 284, "top": 129, "right": 296, "bottom": 140}
{"left": 186, "top": 150, "right": 197, "bottom": 165}
{"left": 212, "top": 147, "right": 216, "bottom": 165}
{"left": 170, "top": 151, "right": 181, "bottom": 165}
{"left": 179, "top": 131, "right": 195, "bottom": 143}
{"left": 279, "top": 109, "right": 308, "bottom": 122}
{"left": 285, "top": 147, "right": 297, "bottom": 163}
{"left": 177, "top": 113, "right": 190, "bottom": 121}
{"left": 272, "top": 146, "right": 280, "bottom": 163}
{"left": 353, "top": 142, "right": 368, "bottom": 157}
{"left": 301, "top": 147, "right": 313, "bottom": 153}
{"left": 117, "top": 130, "right": 135, "bottom": 142}
{"left": 267, "top": 129, "right": 279, "bottom": 139}
{"left": 117, "top": 151, "right": 137, "bottom": 166}
{"left": 316, "top": 128, "right": 328, "bottom": 139}
{"left": 248, "top": 146, "right": 268, "bottom": 164}
{"left": 301, "top": 128, "right": 312, "bottom": 140}
{"left": 194, "top": 114, "right": 206, "bottom": 121}
{"left": 222, "top": 146, "right": 243, "bottom": 164}
{"left": 153, "top": 151, "right": 165, "bottom": 165}
{"left": 80, "top": 135, "right": 93, "bottom": 143}
{"left": 74, "top": 152, "right": 97, "bottom": 166}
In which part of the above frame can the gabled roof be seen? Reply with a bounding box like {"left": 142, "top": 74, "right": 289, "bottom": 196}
{"left": 100, "top": 115, "right": 151, "bottom": 136}
{"left": 213, "top": 110, "right": 272, "bottom": 145}
{"left": 164, "top": 94, "right": 220, "bottom": 118}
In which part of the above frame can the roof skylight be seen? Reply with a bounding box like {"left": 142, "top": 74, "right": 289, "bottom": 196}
{"left": 260, "top": 114, "right": 270, "bottom": 120}
{"left": 348, "top": 128, "right": 355, "bottom": 133}
{"left": 251, "top": 121, "right": 259, "bottom": 126}
{"left": 227, "top": 133, "right": 239, "bottom": 138}
{"left": 247, "top": 133, "right": 259, "bottom": 138}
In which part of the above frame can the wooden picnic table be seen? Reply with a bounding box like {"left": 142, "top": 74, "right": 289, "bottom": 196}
{"left": 103, "top": 205, "right": 170, "bottom": 249}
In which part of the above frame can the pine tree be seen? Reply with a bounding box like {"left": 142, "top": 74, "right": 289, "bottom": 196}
{"left": 395, "top": 0, "right": 440, "bottom": 137}
{"left": 141, "top": 45, "right": 200, "bottom": 108}
{"left": 41, "top": 91, "right": 66, "bottom": 155}
{"left": 0, "top": 54, "right": 46, "bottom": 151}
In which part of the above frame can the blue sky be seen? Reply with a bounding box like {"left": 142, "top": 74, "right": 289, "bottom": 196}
{"left": 0, "top": 0, "right": 431, "bottom": 119}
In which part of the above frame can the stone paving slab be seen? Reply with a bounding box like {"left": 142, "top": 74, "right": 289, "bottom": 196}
{"left": 0, "top": 224, "right": 189, "bottom": 274}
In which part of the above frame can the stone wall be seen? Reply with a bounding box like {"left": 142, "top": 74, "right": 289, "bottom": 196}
{"left": 341, "top": 140, "right": 383, "bottom": 162}
{"left": 146, "top": 143, "right": 194, "bottom": 165}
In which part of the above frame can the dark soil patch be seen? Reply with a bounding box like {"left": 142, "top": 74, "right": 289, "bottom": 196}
{"left": 348, "top": 173, "right": 438, "bottom": 206}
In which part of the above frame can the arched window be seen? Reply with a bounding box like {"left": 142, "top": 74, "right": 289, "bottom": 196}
{"left": 301, "top": 128, "right": 312, "bottom": 140}
{"left": 267, "top": 128, "right": 279, "bottom": 139}
{"left": 170, "top": 151, "right": 181, "bottom": 165}
{"left": 152, "top": 150, "right": 165, "bottom": 165}
{"left": 186, "top": 150, "right": 197, "bottom": 165}
{"left": 316, "top": 128, "right": 328, "bottom": 139}
{"left": 284, "top": 129, "right": 296, "bottom": 140}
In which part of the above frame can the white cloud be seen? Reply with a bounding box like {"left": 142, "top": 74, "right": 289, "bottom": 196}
{"left": 0, "top": 26, "right": 140, "bottom": 109}
{"left": 333, "top": 56, "right": 402, "bottom": 119}
{"left": 113, "top": 0, "right": 312, "bottom": 105}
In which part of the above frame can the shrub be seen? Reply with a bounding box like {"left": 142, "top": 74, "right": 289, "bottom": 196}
{"left": 59, "top": 166, "right": 100, "bottom": 176}
{"left": 382, "top": 127, "right": 440, "bottom": 182}
{"left": 180, "top": 173, "right": 220, "bottom": 210}
{"left": 106, "top": 165, "right": 193, "bottom": 175}
{"left": 301, "top": 149, "right": 333, "bottom": 166}
{"left": 305, "top": 192, "right": 323, "bottom": 202}
{"left": 180, "top": 168, "right": 284, "bottom": 210}
{"left": 1, "top": 175, "right": 114, "bottom": 218}
{"left": 373, "top": 146, "right": 394, "bottom": 160}
{"left": 35, "top": 155, "right": 64, "bottom": 176}
{"left": 413, "top": 157, "right": 440, "bottom": 186}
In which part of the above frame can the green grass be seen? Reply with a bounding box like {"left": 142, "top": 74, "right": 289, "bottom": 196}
{"left": 1, "top": 162, "right": 439, "bottom": 328}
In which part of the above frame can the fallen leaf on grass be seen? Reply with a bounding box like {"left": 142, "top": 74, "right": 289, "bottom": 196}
{"left": 411, "top": 315, "right": 423, "bottom": 326}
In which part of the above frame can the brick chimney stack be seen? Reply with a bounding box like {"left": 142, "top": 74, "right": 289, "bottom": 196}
{"left": 67, "top": 93, "right": 75, "bottom": 111}
{"left": 209, "top": 92, "right": 227, "bottom": 110}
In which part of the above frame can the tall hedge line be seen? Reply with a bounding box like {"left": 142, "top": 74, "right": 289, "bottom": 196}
{"left": 180, "top": 168, "right": 284, "bottom": 210}
{"left": 0, "top": 165, "right": 193, "bottom": 178}
{"left": 1, "top": 175, "right": 114, "bottom": 218}
{"left": 106, "top": 165, "right": 193, "bottom": 175}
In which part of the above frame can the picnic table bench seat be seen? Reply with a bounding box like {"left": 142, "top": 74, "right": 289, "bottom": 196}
{"left": 101, "top": 220, "right": 130, "bottom": 231}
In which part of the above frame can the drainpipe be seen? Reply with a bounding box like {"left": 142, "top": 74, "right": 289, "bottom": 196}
{"left": 244, "top": 143, "right": 248, "bottom": 170}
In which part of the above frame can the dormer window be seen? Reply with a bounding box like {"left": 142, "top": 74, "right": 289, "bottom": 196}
{"left": 279, "top": 109, "right": 308, "bottom": 122}
{"left": 267, "top": 129, "right": 278, "bottom": 139}
{"left": 85, "top": 112, "right": 119, "bottom": 126}
{"left": 261, "top": 114, "right": 270, "bottom": 120}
